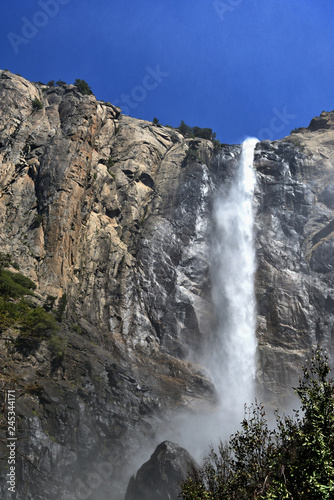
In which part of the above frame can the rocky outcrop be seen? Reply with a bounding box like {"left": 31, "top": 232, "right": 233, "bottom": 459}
{"left": 0, "top": 71, "right": 216, "bottom": 500}
{"left": 125, "top": 441, "right": 196, "bottom": 500}
{"left": 0, "top": 70, "right": 334, "bottom": 499}
{"left": 254, "top": 119, "right": 334, "bottom": 404}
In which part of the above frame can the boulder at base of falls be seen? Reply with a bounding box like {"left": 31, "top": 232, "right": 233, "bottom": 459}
{"left": 124, "top": 441, "right": 197, "bottom": 500}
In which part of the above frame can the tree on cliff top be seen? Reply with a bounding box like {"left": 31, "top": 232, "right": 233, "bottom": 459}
{"left": 74, "top": 79, "right": 93, "bottom": 95}
{"left": 180, "top": 349, "right": 334, "bottom": 499}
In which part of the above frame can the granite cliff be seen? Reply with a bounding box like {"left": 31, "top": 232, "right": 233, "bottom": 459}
{"left": 0, "top": 70, "right": 333, "bottom": 499}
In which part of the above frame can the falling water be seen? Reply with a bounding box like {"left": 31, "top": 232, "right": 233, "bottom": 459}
{"left": 160, "top": 138, "right": 259, "bottom": 458}
{"left": 210, "top": 137, "right": 258, "bottom": 429}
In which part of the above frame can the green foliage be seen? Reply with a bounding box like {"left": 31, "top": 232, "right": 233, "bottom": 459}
{"left": 0, "top": 298, "right": 27, "bottom": 331}
{"left": 32, "top": 97, "right": 43, "bottom": 110}
{"left": 20, "top": 307, "right": 58, "bottom": 338}
{"left": 47, "top": 334, "right": 67, "bottom": 362}
{"left": 55, "top": 294, "right": 67, "bottom": 322}
{"left": 0, "top": 252, "right": 12, "bottom": 270}
{"left": 180, "top": 349, "right": 334, "bottom": 499}
{"left": 0, "top": 270, "right": 36, "bottom": 298}
{"left": 71, "top": 323, "right": 82, "bottom": 334}
{"left": 213, "top": 139, "right": 222, "bottom": 151}
{"left": 47, "top": 80, "right": 55, "bottom": 87}
{"left": 183, "top": 147, "right": 200, "bottom": 166}
{"left": 74, "top": 79, "right": 93, "bottom": 95}
{"left": 178, "top": 120, "right": 193, "bottom": 137}
{"left": 193, "top": 126, "right": 216, "bottom": 141}
{"left": 0, "top": 265, "right": 61, "bottom": 357}
{"left": 43, "top": 295, "right": 57, "bottom": 312}
{"left": 152, "top": 117, "right": 160, "bottom": 125}
{"left": 0, "top": 297, "right": 58, "bottom": 345}
{"left": 177, "top": 121, "right": 218, "bottom": 142}
{"left": 56, "top": 80, "right": 66, "bottom": 86}
{"left": 6, "top": 271, "right": 36, "bottom": 291}
{"left": 290, "top": 127, "right": 304, "bottom": 135}
{"left": 32, "top": 214, "right": 43, "bottom": 228}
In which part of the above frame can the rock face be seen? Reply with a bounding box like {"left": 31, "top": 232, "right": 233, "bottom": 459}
{"left": 0, "top": 71, "right": 334, "bottom": 499}
{"left": 125, "top": 441, "right": 196, "bottom": 500}
{"left": 254, "top": 121, "right": 334, "bottom": 404}
{"left": 0, "top": 71, "right": 216, "bottom": 500}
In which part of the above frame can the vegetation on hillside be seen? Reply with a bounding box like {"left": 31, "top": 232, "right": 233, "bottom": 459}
{"left": 45, "top": 78, "right": 93, "bottom": 95}
{"left": 153, "top": 118, "right": 222, "bottom": 149}
{"left": 32, "top": 96, "right": 43, "bottom": 110}
{"left": 0, "top": 253, "right": 66, "bottom": 360}
{"left": 177, "top": 120, "right": 222, "bottom": 149}
{"left": 74, "top": 78, "right": 93, "bottom": 95}
{"left": 180, "top": 349, "right": 334, "bottom": 499}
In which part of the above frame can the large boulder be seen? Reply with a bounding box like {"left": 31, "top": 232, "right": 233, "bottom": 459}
{"left": 125, "top": 441, "right": 197, "bottom": 500}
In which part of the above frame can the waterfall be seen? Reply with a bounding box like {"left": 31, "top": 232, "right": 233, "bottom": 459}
{"left": 210, "top": 137, "right": 258, "bottom": 428}
{"left": 161, "top": 138, "right": 259, "bottom": 457}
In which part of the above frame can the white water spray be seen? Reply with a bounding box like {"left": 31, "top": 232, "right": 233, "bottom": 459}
{"left": 159, "top": 138, "right": 259, "bottom": 459}
{"left": 210, "top": 137, "right": 258, "bottom": 429}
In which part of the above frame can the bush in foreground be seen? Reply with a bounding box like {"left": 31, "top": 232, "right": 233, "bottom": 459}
{"left": 180, "top": 349, "right": 334, "bottom": 499}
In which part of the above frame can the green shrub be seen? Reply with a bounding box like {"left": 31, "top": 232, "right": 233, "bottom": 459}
{"left": 43, "top": 295, "right": 57, "bottom": 312}
{"left": 0, "top": 270, "right": 36, "bottom": 297}
{"left": 32, "top": 97, "right": 43, "bottom": 110}
{"left": 47, "top": 80, "right": 55, "bottom": 87}
{"left": 9, "top": 271, "right": 36, "bottom": 290}
{"left": 178, "top": 120, "right": 193, "bottom": 137}
{"left": 183, "top": 148, "right": 200, "bottom": 167}
{"left": 71, "top": 324, "right": 82, "bottom": 334}
{"left": 74, "top": 79, "right": 93, "bottom": 95}
{"left": 0, "top": 253, "right": 12, "bottom": 270}
{"left": 55, "top": 294, "right": 67, "bottom": 322}
{"left": 0, "top": 298, "right": 28, "bottom": 331}
{"left": 48, "top": 334, "right": 67, "bottom": 362}
{"left": 213, "top": 139, "right": 222, "bottom": 150}
{"left": 177, "top": 121, "right": 218, "bottom": 143}
{"left": 33, "top": 214, "right": 43, "bottom": 227}
{"left": 21, "top": 307, "right": 58, "bottom": 338}
{"left": 181, "top": 349, "right": 334, "bottom": 499}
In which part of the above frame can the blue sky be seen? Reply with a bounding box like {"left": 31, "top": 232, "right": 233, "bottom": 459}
{"left": 1, "top": 0, "right": 334, "bottom": 144}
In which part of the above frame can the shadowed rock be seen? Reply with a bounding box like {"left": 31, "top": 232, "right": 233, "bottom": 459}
{"left": 125, "top": 441, "right": 197, "bottom": 500}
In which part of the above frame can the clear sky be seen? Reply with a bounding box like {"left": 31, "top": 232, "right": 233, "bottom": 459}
{"left": 1, "top": 0, "right": 334, "bottom": 144}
